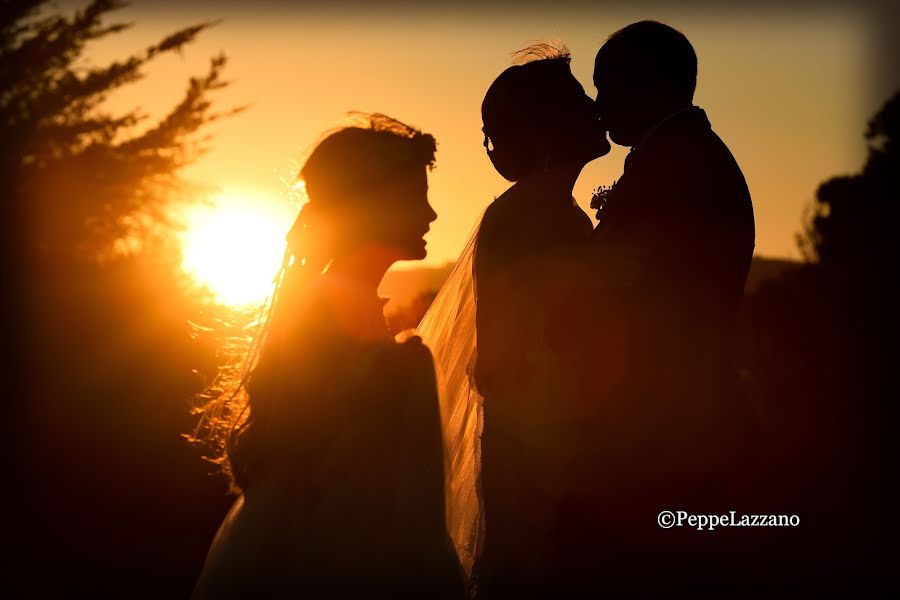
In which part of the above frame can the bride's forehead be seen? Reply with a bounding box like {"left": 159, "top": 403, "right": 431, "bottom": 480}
{"left": 370, "top": 168, "right": 428, "bottom": 197}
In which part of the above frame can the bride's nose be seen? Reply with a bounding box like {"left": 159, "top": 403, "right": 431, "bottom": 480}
{"left": 423, "top": 200, "right": 437, "bottom": 225}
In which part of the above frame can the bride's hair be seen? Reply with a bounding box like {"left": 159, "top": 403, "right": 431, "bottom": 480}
{"left": 482, "top": 41, "right": 577, "bottom": 181}
{"left": 189, "top": 113, "right": 436, "bottom": 493}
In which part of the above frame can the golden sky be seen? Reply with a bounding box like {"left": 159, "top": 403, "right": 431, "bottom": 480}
{"left": 83, "top": 1, "right": 876, "bottom": 267}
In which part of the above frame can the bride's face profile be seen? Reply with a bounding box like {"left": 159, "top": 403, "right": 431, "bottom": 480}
{"left": 362, "top": 166, "right": 436, "bottom": 261}
{"left": 297, "top": 118, "right": 438, "bottom": 266}
{"left": 555, "top": 72, "right": 611, "bottom": 164}
{"left": 482, "top": 57, "right": 610, "bottom": 182}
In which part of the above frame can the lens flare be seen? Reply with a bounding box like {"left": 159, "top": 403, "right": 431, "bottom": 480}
{"left": 180, "top": 191, "right": 295, "bottom": 307}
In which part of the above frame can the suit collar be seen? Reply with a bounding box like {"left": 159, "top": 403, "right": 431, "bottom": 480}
{"left": 625, "top": 106, "right": 708, "bottom": 169}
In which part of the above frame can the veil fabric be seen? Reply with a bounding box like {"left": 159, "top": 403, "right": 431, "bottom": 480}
{"left": 416, "top": 215, "right": 485, "bottom": 582}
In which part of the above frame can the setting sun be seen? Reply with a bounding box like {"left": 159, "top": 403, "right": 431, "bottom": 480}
{"left": 179, "top": 191, "right": 297, "bottom": 307}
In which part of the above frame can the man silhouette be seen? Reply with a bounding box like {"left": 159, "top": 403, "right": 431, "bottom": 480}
{"left": 567, "top": 20, "right": 763, "bottom": 595}
{"left": 592, "top": 18, "right": 756, "bottom": 471}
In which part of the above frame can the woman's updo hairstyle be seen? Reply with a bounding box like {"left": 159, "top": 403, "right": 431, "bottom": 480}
{"left": 301, "top": 113, "right": 436, "bottom": 207}
{"left": 286, "top": 113, "right": 437, "bottom": 272}
{"left": 482, "top": 42, "right": 575, "bottom": 181}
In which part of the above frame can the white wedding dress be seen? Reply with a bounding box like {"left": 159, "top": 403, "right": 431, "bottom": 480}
{"left": 416, "top": 220, "right": 484, "bottom": 583}
{"left": 417, "top": 180, "right": 593, "bottom": 595}
{"left": 191, "top": 274, "right": 464, "bottom": 599}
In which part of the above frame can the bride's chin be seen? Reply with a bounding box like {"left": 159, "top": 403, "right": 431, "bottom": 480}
{"left": 405, "top": 241, "right": 427, "bottom": 261}
{"left": 585, "top": 139, "right": 611, "bottom": 161}
{"left": 594, "top": 140, "right": 612, "bottom": 158}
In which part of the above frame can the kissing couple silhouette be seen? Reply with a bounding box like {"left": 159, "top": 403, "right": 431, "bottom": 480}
{"left": 191, "top": 20, "right": 764, "bottom": 599}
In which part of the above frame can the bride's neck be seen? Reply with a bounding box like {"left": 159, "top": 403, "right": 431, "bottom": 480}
{"left": 524, "top": 160, "right": 585, "bottom": 200}
{"left": 327, "top": 245, "right": 394, "bottom": 295}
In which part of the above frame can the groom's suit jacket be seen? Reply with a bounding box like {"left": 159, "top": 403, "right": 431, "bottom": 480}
{"left": 589, "top": 106, "right": 754, "bottom": 409}
{"left": 578, "top": 106, "right": 758, "bottom": 511}
{"left": 562, "top": 106, "right": 759, "bottom": 594}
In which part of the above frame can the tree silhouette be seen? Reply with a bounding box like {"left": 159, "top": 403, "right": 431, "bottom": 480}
{"left": 2, "top": 2, "right": 244, "bottom": 596}
{"left": 796, "top": 91, "right": 898, "bottom": 414}
{"left": 798, "top": 90, "right": 899, "bottom": 281}
{"left": 735, "top": 89, "right": 900, "bottom": 594}
{"left": 1, "top": 0, "right": 243, "bottom": 261}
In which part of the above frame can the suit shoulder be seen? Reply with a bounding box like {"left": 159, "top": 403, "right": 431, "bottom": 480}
{"left": 652, "top": 124, "right": 749, "bottom": 191}
{"left": 705, "top": 127, "right": 747, "bottom": 169}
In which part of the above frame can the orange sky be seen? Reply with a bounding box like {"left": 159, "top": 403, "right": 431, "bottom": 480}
{"left": 82, "top": 2, "right": 877, "bottom": 267}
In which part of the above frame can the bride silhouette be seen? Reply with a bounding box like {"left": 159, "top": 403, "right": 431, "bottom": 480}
{"left": 191, "top": 114, "right": 464, "bottom": 599}
{"left": 418, "top": 43, "right": 610, "bottom": 597}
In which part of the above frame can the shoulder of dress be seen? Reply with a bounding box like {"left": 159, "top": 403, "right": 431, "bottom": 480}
{"left": 485, "top": 184, "right": 533, "bottom": 219}
{"left": 393, "top": 328, "right": 422, "bottom": 345}
{"left": 393, "top": 329, "right": 436, "bottom": 362}
{"left": 492, "top": 185, "right": 519, "bottom": 204}
{"left": 480, "top": 195, "right": 509, "bottom": 229}
{"left": 388, "top": 331, "right": 439, "bottom": 397}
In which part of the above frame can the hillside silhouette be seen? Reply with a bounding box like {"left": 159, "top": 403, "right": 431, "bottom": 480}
{"left": 381, "top": 255, "right": 801, "bottom": 333}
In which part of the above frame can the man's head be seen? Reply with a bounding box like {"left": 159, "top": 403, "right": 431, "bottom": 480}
{"left": 594, "top": 21, "right": 697, "bottom": 147}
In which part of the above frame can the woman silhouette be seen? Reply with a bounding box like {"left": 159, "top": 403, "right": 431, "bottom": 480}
{"left": 417, "top": 44, "right": 611, "bottom": 597}
{"left": 191, "top": 114, "right": 464, "bottom": 599}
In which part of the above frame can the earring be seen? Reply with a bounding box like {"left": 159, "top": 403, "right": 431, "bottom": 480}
{"left": 543, "top": 152, "right": 551, "bottom": 172}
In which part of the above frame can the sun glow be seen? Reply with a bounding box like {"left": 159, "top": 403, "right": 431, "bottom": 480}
{"left": 180, "top": 191, "right": 297, "bottom": 307}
